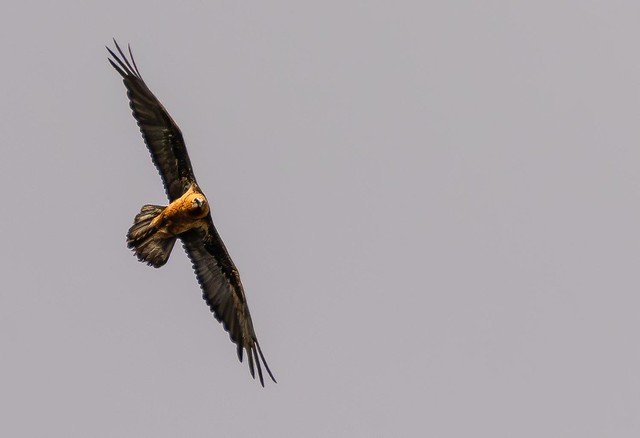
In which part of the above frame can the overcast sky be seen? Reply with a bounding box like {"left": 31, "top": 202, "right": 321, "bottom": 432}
{"left": 1, "top": 1, "right": 640, "bottom": 437}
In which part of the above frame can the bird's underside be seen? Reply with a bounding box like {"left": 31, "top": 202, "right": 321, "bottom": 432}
{"left": 108, "top": 40, "right": 275, "bottom": 386}
{"left": 126, "top": 184, "right": 209, "bottom": 267}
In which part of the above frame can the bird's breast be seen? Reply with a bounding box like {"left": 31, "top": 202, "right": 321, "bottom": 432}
{"left": 151, "top": 186, "right": 210, "bottom": 237}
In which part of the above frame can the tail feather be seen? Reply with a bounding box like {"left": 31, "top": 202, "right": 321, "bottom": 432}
{"left": 127, "top": 204, "right": 176, "bottom": 268}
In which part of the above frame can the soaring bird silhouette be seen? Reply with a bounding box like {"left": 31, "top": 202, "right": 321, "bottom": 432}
{"left": 107, "top": 40, "right": 275, "bottom": 386}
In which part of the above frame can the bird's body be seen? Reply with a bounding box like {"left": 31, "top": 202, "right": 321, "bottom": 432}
{"left": 107, "top": 41, "right": 275, "bottom": 386}
{"left": 148, "top": 184, "right": 210, "bottom": 238}
{"left": 126, "top": 184, "right": 210, "bottom": 267}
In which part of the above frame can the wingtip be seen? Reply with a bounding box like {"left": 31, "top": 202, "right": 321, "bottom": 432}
{"left": 256, "top": 340, "right": 277, "bottom": 384}
{"left": 253, "top": 348, "right": 265, "bottom": 387}
{"left": 248, "top": 348, "right": 256, "bottom": 379}
{"left": 106, "top": 39, "right": 142, "bottom": 80}
{"left": 237, "top": 344, "right": 243, "bottom": 362}
{"left": 242, "top": 343, "right": 276, "bottom": 386}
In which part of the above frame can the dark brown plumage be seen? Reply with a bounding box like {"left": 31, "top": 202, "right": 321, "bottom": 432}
{"left": 108, "top": 40, "right": 275, "bottom": 386}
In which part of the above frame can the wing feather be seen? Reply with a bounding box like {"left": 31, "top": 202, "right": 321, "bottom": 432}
{"left": 181, "top": 218, "right": 276, "bottom": 386}
{"left": 107, "top": 40, "right": 196, "bottom": 201}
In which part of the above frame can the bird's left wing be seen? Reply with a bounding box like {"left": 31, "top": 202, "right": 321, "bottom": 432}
{"left": 107, "top": 40, "right": 196, "bottom": 201}
{"left": 180, "top": 218, "right": 276, "bottom": 386}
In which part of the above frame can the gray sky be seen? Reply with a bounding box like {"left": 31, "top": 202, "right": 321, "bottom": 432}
{"left": 1, "top": 1, "right": 640, "bottom": 437}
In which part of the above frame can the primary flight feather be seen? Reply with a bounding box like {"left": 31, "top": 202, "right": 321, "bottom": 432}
{"left": 107, "top": 40, "right": 275, "bottom": 386}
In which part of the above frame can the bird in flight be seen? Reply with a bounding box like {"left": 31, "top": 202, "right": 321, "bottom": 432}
{"left": 107, "top": 40, "right": 275, "bottom": 386}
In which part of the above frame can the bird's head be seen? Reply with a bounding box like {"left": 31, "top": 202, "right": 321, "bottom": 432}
{"left": 192, "top": 197, "right": 205, "bottom": 208}
{"left": 181, "top": 185, "right": 209, "bottom": 219}
{"left": 187, "top": 194, "right": 209, "bottom": 218}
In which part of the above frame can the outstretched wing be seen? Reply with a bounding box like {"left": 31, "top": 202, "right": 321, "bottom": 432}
{"left": 107, "top": 40, "right": 196, "bottom": 201}
{"left": 181, "top": 218, "right": 276, "bottom": 386}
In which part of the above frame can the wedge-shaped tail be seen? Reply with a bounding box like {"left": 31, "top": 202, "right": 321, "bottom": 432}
{"left": 127, "top": 204, "right": 176, "bottom": 268}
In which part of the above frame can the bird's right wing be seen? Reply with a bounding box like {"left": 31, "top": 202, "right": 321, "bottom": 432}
{"left": 107, "top": 40, "right": 197, "bottom": 201}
